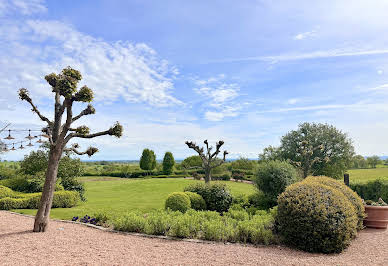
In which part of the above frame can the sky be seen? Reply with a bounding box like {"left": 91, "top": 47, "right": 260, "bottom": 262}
{"left": 1, "top": 0, "right": 388, "bottom": 161}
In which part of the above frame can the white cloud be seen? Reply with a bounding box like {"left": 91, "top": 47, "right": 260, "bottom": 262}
{"left": 293, "top": 30, "right": 317, "bottom": 40}
{"left": 194, "top": 75, "right": 241, "bottom": 121}
{"left": 287, "top": 98, "right": 300, "bottom": 105}
{"left": 377, "top": 70, "right": 384, "bottom": 75}
{"left": 0, "top": 17, "right": 182, "bottom": 107}
{"left": 0, "top": 0, "right": 47, "bottom": 15}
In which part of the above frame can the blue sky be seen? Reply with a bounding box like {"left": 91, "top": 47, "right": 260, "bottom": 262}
{"left": 1, "top": 0, "right": 388, "bottom": 160}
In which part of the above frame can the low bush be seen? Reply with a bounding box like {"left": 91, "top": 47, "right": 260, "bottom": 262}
{"left": 0, "top": 189, "right": 80, "bottom": 210}
{"left": 350, "top": 179, "right": 388, "bottom": 202}
{"left": 165, "top": 192, "right": 191, "bottom": 212}
{"left": 232, "top": 193, "right": 250, "bottom": 209}
{"left": 111, "top": 208, "right": 276, "bottom": 245}
{"left": 253, "top": 160, "right": 299, "bottom": 207}
{"left": 0, "top": 185, "right": 16, "bottom": 198}
{"left": 0, "top": 176, "right": 63, "bottom": 193}
{"left": 184, "top": 192, "right": 206, "bottom": 210}
{"left": 304, "top": 176, "right": 365, "bottom": 230}
{"left": 276, "top": 180, "right": 358, "bottom": 253}
{"left": 184, "top": 183, "right": 233, "bottom": 213}
{"left": 212, "top": 172, "right": 231, "bottom": 181}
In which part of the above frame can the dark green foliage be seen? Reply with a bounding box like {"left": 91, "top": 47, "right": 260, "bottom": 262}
{"left": 139, "top": 149, "right": 157, "bottom": 171}
{"left": 253, "top": 160, "right": 299, "bottom": 207}
{"left": 304, "top": 176, "right": 365, "bottom": 230}
{"left": 0, "top": 175, "right": 63, "bottom": 193}
{"left": 229, "top": 157, "right": 257, "bottom": 170}
{"left": 350, "top": 179, "right": 388, "bottom": 202}
{"left": 184, "top": 192, "right": 207, "bottom": 210}
{"left": 181, "top": 155, "right": 203, "bottom": 169}
{"left": 351, "top": 155, "right": 367, "bottom": 169}
{"left": 184, "top": 183, "right": 233, "bottom": 213}
{"left": 20, "top": 150, "right": 48, "bottom": 175}
{"left": 261, "top": 122, "right": 354, "bottom": 179}
{"left": 165, "top": 192, "right": 191, "bottom": 212}
{"left": 0, "top": 165, "right": 19, "bottom": 180}
{"left": 212, "top": 172, "right": 231, "bottom": 181}
{"left": 162, "top": 152, "right": 175, "bottom": 175}
{"left": 276, "top": 180, "right": 358, "bottom": 253}
{"left": 247, "top": 191, "right": 273, "bottom": 210}
{"left": 112, "top": 209, "right": 276, "bottom": 245}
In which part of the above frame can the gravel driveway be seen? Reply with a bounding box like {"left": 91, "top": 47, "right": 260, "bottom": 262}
{"left": 0, "top": 211, "right": 387, "bottom": 266}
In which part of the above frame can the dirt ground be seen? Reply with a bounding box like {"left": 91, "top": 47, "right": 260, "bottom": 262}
{"left": 0, "top": 211, "right": 387, "bottom": 266}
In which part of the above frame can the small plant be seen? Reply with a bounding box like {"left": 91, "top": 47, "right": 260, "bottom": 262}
{"left": 184, "top": 192, "right": 206, "bottom": 210}
{"left": 364, "top": 198, "right": 388, "bottom": 206}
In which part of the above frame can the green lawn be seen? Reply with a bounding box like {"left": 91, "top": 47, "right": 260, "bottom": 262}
{"left": 347, "top": 167, "right": 388, "bottom": 183}
{"left": 13, "top": 177, "right": 256, "bottom": 220}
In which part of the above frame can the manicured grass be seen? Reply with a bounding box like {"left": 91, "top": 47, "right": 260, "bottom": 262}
{"left": 13, "top": 177, "right": 256, "bottom": 220}
{"left": 347, "top": 167, "right": 388, "bottom": 183}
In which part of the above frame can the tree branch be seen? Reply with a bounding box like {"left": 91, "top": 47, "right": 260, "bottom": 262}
{"left": 64, "top": 143, "right": 98, "bottom": 157}
{"left": 72, "top": 104, "right": 96, "bottom": 123}
{"left": 18, "top": 89, "right": 52, "bottom": 126}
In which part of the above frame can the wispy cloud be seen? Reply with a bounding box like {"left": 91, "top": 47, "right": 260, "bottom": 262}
{"left": 0, "top": 0, "right": 47, "bottom": 15}
{"left": 193, "top": 75, "right": 241, "bottom": 121}
{"left": 293, "top": 30, "right": 317, "bottom": 40}
{"left": 207, "top": 48, "right": 388, "bottom": 64}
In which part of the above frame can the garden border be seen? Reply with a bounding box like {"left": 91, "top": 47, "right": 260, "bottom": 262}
{"left": 3, "top": 210, "right": 267, "bottom": 248}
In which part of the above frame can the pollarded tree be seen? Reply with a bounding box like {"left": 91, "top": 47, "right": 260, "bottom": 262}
{"left": 139, "top": 148, "right": 156, "bottom": 173}
{"left": 162, "top": 151, "right": 175, "bottom": 175}
{"left": 19, "top": 67, "right": 123, "bottom": 232}
{"left": 185, "top": 140, "right": 228, "bottom": 183}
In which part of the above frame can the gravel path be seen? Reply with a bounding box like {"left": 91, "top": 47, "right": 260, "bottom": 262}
{"left": 1, "top": 211, "right": 387, "bottom": 266}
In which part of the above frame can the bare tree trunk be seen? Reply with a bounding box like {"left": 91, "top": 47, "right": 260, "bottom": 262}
{"left": 204, "top": 167, "right": 211, "bottom": 183}
{"left": 33, "top": 147, "right": 61, "bottom": 232}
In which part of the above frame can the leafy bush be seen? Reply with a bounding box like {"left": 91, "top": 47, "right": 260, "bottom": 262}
{"left": 253, "top": 160, "right": 299, "bottom": 207}
{"left": 232, "top": 193, "right": 250, "bottom": 209}
{"left": 0, "top": 185, "right": 16, "bottom": 198}
{"left": 0, "top": 176, "right": 63, "bottom": 193}
{"left": 184, "top": 183, "right": 233, "bottom": 213}
{"left": 232, "top": 171, "right": 245, "bottom": 181}
{"left": 212, "top": 172, "right": 231, "bottom": 181}
{"left": 165, "top": 192, "right": 191, "bottom": 212}
{"left": 0, "top": 166, "right": 20, "bottom": 180}
{"left": 184, "top": 192, "right": 206, "bottom": 210}
{"left": 304, "top": 176, "right": 365, "bottom": 230}
{"left": 0, "top": 189, "right": 80, "bottom": 210}
{"left": 111, "top": 208, "right": 276, "bottom": 245}
{"left": 350, "top": 179, "right": 388, "bottom": 202}
{"left": 248, "top": 191, "right": 273, "bottom": 210}
{"left": 192, "top": 172, "right": 202, "bottom": 180}
{"left": 276, "top": 180, "right": 358, "bottom": 253}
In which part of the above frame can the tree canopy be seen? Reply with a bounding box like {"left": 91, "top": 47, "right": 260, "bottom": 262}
{"left": 140, "top": 148, "right": 157, "bottom": 171}
{"left": 162, "top": 152, "right": 175, "bottom": 175}
{"left": 260, "top": 122, "right": 354, "bottom": 179}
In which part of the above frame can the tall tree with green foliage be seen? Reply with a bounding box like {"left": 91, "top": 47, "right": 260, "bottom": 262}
{"left": 185, "top": 140, "right": 228, "bottom": 183}
{"left": 19, "top": 67, "right": 123, "bottom": 232}
{"left": 181, "top": 155, "right": 203, "bottom": 169}
{"left": 140, "top": 148, "right": 156, "bottom": 173}
{"left": 260, "top": 122, "right": 354, "bottom": 179}
{"left": 162, "top": 152, "right": 175, "bottom": 175}
{"left": 366, "top": 156, "right": 380, "bottom": 168}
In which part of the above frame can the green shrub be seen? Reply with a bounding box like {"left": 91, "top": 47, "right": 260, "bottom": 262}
{"left": 253, "top": 160, "right": 299, "bottom": 207}
{"left": 304, "top": 176, "right": 365, "bottom": 230}
{"left": 248, "top": 191, "right": 272, "bottom": 210}
{"left": 0, "top": 185, "right": 16, "bottom": 199}
{"left": 111, "top": 208, "right": 275, "bottom": 245}
{"left": 0, "top": 189, "right": 79, "bottom": 210}
{"left": 350, "top": 178, "right": 388, "bottom": 202}
{"left": 184, "top": 183, "right": 233, "bottom": 213}
{"left": 184, "top": 192, "right": 206, "bottom": 210}
{"left": 212, "top": 172, "right": 231, "bottom": 181}
{"left": 276, "top": 181, "right": 358, "bottom": 253}
{"left": 162, "top": 152, "right": 175, "bottom": 175}
{"left": 232, "top": 193, "right": 250, "bottom": 209}
{"left": 165, "top": 192, "right": 191, "bottom": 212}
{"left": 225, "top": 209, "right": 249, "bottom": 221}
{"left": 0, "top": 176, "right": 63, "bottom": 193}
{"left": 113, "top": 212, "right": 146, "bottom": 233}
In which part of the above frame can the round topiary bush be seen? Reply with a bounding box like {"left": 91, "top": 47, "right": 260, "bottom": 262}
{"left": 0, "top": 185, "right": 15, "bottom": 199}
{"left": 184, "top": 192, "right": 206, "bottom": 210}
{"left": 184, "top": 183, "right": 232, "bottom": 213}
{"left": 276, "top": 181, "right": 358, "bottom": 253}
{"left": 303, "top": 176, "right": 365, "bottom": 230}
{"left": 253, "top": 160, "right": 299, "bottom": 207}
{"left": 165, "top": 192, "right": 191, "bottom": 212}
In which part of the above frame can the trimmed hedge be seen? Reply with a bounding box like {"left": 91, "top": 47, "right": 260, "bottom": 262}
{"left": 0, "top": 177, "right": 64, "bottom": 193}
{"left": 0, "top": 189, "right": 80, "bottom": 210}
{"left": 304, "top": 176, "right": 365, "bottom": 230}
{"left": 276, "top": 181, "right": 358, "bottom": 253}
{"left": 184, "top": 183, "right": 233, "bottom": 213}
{"left": 350, "top": 179, "right": 388, "bottom": 202}
{"left": 165, "top": 192, "right": 191, "bottom": 212}
{"left": 184, "top": 192, "right": 207, "bottom": 210}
